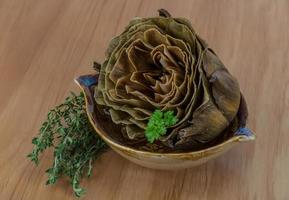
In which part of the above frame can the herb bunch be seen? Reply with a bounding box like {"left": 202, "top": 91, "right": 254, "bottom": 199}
{"left": 145, "top": 110, "right": 178, "bottom": 143}
{"left": 27, "top": 92, "right": 107, "bottom": 197}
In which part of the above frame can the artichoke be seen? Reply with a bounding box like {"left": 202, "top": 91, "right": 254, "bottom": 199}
{"left": 94, "top": 9, "right": 241, "bottom": 150}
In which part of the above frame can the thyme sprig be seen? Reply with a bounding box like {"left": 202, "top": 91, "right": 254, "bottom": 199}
{"left": 27, "top": 92, "right": 107, "bottom": 197}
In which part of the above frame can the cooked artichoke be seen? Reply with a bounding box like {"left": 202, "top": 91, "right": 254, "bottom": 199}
{"left": 94, "top": 9, "right": 240, "bottom": 150}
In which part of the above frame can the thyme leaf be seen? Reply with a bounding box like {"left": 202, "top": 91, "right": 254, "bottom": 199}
{"left": 27, "top": 92, "right": 107, "bottom": 197}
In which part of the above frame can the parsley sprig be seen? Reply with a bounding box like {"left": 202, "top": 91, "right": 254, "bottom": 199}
{"left": 27, "top": 92, "right": 107, "bottom": 197}
{"left": 145, "top": 110, "right": 178, "bottom": 143}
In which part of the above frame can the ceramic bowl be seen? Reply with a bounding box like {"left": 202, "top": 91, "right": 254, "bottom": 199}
{"left": 75, "top": 74, "right": 255, "bottom": 170}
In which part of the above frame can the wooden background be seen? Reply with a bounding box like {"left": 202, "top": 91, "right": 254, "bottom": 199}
{"left": 0, "top": 0, "right": 288, "bottom": 199}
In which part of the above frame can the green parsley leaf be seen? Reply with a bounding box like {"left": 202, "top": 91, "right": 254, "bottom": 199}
{"left": 145, "top": 110, "right": 178, "bottom": 143}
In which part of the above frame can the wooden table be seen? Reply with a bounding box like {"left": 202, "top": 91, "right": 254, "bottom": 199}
{"left": 1, "top": 0, "right": 288, "bottom": 199}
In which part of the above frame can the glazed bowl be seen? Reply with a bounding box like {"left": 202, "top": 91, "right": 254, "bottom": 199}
{"left": 75, "top": 74, "right": 255, "bottom": 170}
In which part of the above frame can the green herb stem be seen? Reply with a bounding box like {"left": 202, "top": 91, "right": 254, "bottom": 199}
{"left": 27, "top": 92, "right": 107, "bottom": 197}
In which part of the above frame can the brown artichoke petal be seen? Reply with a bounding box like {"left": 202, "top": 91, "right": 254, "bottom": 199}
{"left": 152, "top": 77, "right": 172, "bottom": 94}
{"left": 165, "top": 75, "right": 189, "bottom": 105}
{"left": 106, "top": 89, "right": 152, "bottom": 109}
{"left": 126, "top": 18, "right": 197, "bottom": 52}
{"left": 101, "top": 96, "right": 151, "bottom": 128}
{"left": 210, "top": 70, "right": 240, "bottom": 122}
{"left": 166, "top": 34, "right": 191, "bottom": 53}
{"left": 126, "top": 39, "right": 155, "bottom": 71}
{"left": 160, "top": 84, "right": 178, "bottom": 104}
{"left": 125, "top": 79, "right": 152, "bottom": 98}
{"left": 125, "top": 84, "right": 154, "bottom": 101}
{"left": 115, "top": 86, "right": 130, "bottom": 99}
{"left": 132, "top": 19, "right": 194, "bottom": 58}
{"left": 162, "top": 67, "right": 200, "bottom": 129}
{"left": 109, "top": 109, "right": 133, "bottom": 125}
{"left": 130, "top": 71, "right": 155, "bottom": 92}
{"left": 106, "top": 17, "right": 196, "bottom": 60}
{"left": 126, "top": 124, "right": 144, "bottom": 139}
{"left": 152, "top": 44, "right": 179, "bottom": 67}
{"left": 166, "top": 46, "right": 187, "bottom": 67}
{"left": 94, "top": 87, "right": 105, "bottom": 105}
{"left": 125, "top": 109, "right": 150, "bottom": 120}
{"left": 109, "top": 106, "right": 150, "bottom": 122}
{"left": 128, "top": 89, "right": 169, "bottom": 108}
{"left": 203, "top": 50, "right": 240, "bottom": 122}
{"left": 128, "top": 118, "right": 147, "bottom": 129}
{"left": 163, "top": 46, "right": 186, "bottom": 70}
{"left": 174, "top": 101, "right": 229, "bottom": 148}
{"left": 163, "top": 88, "right": 182, "bottom": 106}
{"left": 162, "top": 71, "right": 202, "bottom": 135}
{"left": 202, "top": 49, "right": 226, "bottom": 77}
{"left": 174, "top": 18, "right": 196, "bottom": 33}
{"left": 155, "top": 93, "right": 163, "bottom": 103}
{"left": 159, "top": 63, "right": 184, "bottom": 88}
{"left": 163, "top": 48, "right": 193, "bottom": 107}
{"left": 166, "top": 74, "right": 229, "bottom": 147}
{"left": 105, "top": 23, "right": 163, "bottom": 74}
{"left": 162, "top": 39, "right": 202, "bottom": 127}
{"left": 105, "top": 20, "right": 157, "bottom": 57}
{"left": 151, "top": 44, "right": 185, "bottom": 74}
{"left": 156, "top": 85, "right": 177, "bottom": 104}
{"left": 143, "top": 28, "right": 171, "bottom": 47}
{"left": 143, "top": 71, "right": 160, "bottom": 85}
{"left": 105, "top": 27, "right": 137, "bottom": 58}
{"left": 154, "top": 76, "right": 177, "bottom": 103}
{"left": 102, "top": 91, "right": 153, "bottom": 120}
{"left": 182, "top": 70, "right": 200, "bottom": 114}
{"left": 150, "top": 18, "right": 196, "bottom": 49}
{"left": 109, "top": 49, "right": 135, "bottom": 84}
{"left": 95, "top": 61, "right": 108, "bottom": 105}
{"left": 99, "top": 29, "right": 155, "bottom": 110}
{"left": 100, "top": 33, "right": 146, "bottom": 103}
{"left": 134, "top": 107, "right": 153, "bottom": 116}
{"left": 133, "top": 39, "right": 154, "bottom": 52}
{"left": 106, "top": 31, "right": 145, "bottom": 71}
{"left": 114, "top": 75, "right": 134, "bottom": 98}
{"left": 175, "top": 107, "right": 185, "bottom": 119}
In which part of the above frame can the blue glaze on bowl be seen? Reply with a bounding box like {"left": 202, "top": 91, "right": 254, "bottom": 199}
{"left": 77, "top": 75, "right": 98, "bottom": 87}
{"left": 235, "top": 127, "right": 254, "bottom": 137}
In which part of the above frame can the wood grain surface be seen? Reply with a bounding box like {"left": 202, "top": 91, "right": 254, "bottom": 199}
{"left": 0, "top": 0, "right": 288, "bottom": 199}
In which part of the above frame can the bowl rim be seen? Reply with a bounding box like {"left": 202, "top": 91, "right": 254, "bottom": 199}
{"left": 75, "top": 74, "right": 255, "bottom": 158}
